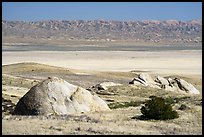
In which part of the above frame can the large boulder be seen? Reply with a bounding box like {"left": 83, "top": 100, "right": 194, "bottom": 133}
{"left": 13, "top": 77, "right": 110, "bottom": 115}
{"left": 175, "top": 78, "right": 200, "bottom": 94}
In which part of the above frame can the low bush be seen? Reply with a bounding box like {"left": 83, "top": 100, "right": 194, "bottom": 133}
{"left": 140, "top": 96, "right": 179, "bottom": 120}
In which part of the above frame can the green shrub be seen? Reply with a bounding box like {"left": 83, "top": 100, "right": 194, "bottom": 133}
{"left": 141, "top": 96, "right": 179, "bottom": 120}
{"left": 164, "top": 96, "right": 178, "bottom": 105}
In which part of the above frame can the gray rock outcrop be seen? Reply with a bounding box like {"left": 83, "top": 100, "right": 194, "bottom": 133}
{"left": 175, "top": 78, "right": 200, "bottom": 94}
{"left": 13, "top": 77, "right": 110, "bottom": 115}
{"left": 129, "top": 73, "right": 200, "bottom": 94}
{"left": 93, "top": 82, "right": 122, "bottom": 90}
{"left": 155, "top": 76, "right": 177, "bottom": 91}
{"left": 129, "top": 77, "right": 148, "bottom": 86}
{"left": 129, "top": 73, "right": 161, "bottom": 89}
{"left": 138, "top": 73, "right": 156, "bottom": 85}
{"left": 155, "top": 76, "right": 169, "bottom": 86}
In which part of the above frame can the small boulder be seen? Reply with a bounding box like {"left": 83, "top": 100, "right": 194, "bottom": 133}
{"left": 94, "top": 82, "right": 122, "bottom": 90}
{"left": 129, "top": 78, "right": 148, "bottom": 86}
{"left": 138, "top": 73, "right": 156, "bottom": 85}
{"left": 175, "top": 78, "right": 200, "bottom": 94}
{"left": 155, "top": 76, "right": 169, "bottom": 86}
{"left": 129, "top": 73, "right": 161, "bottom": 89}
{"left": 155, "top": 76, "right": 177, "bottom": 91}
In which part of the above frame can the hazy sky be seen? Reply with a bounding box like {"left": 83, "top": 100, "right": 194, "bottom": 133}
{"left": 2, "top": 2, "right": 202, "bottom": 21}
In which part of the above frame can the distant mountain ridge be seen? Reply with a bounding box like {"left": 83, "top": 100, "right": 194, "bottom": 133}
{"left": 2, "top": 19, "right": 202, "bottom": 44}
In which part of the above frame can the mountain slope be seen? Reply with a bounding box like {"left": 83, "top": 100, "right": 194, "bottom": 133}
{"left": 2, "top": 19, "right": 202, "bottom": 44}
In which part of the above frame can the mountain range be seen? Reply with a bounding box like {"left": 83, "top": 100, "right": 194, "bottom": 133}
{"left": 2, "top": 19, "right": 202, "bottom": 44}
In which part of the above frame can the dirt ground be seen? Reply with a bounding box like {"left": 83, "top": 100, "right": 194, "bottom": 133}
{"left": 2, "top": 43, "right": 202, "bottom": 135}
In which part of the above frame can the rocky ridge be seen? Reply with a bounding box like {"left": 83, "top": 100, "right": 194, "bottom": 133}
{"left": 2, "top": 19, "right": 202, "bottom": 44}
{"left": 129, "top": 73, "right": 200, "bottom": 94}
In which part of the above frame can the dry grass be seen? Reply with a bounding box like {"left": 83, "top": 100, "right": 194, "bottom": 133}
{"left": 3, "top": 36, "right": 173, "bottom": 46}
{"left": 2, "top": 61, "right": 202, "bottom": 135}
{"left": 2, "top": 62, "right": 73, "bottom": 75}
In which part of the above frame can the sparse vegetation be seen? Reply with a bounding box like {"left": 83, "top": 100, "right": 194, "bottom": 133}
{"left": 164, "top": 96, "right": 191, "bottom": 105}
{"left": 2, "top": 74, "right": 39, "bottom": 88}
{"left": 178, "top": 104, "right": 189, "bottom": 110}
{"left": 140, "top": 96, "right": 179, "bottom": 120}
{"left": 108, "top": 101, "right": 144, "bottom": 109}
{"left": 2, "top": 62, "right": 202, "bottom": 134}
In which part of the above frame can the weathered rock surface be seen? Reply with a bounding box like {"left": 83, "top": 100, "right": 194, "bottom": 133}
{"left": 129, "top": 77, "right": 148, "bottom": 86}
{"left": 155, "top": 76, "right": 169, "bottom": 86}
{"left": 138, "top": 73, "right": 156, "bottom": 85}
{"left": 175, "top": 78, "right": 200, "bottom": 94}
{"left": 130, "top": 73, "right": 161, "bottom": 89}
{"left": 13, "top": 77, "right": 110, "bottom": 115}
{"left": 93, "top": 82, "right": 122, "bottom": 90}
{"left": 155, "top": 76, "right": 178, "bottom": 91}
{"left": 129, "top": 73, "right": 200, "bottom": 94}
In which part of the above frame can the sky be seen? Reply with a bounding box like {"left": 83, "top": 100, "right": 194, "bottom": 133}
{"left": 2, "top": 2, "right": 202, "bottom": 22}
